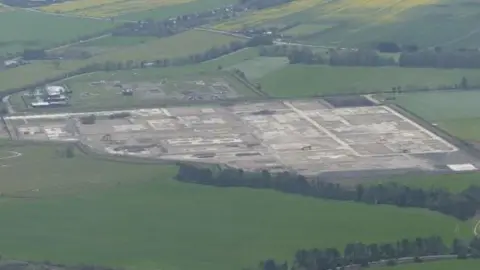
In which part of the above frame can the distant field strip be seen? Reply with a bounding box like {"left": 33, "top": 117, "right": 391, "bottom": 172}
{"left": 40, "top": 0, "right": 194, "bottom": 17}
{"left": 215, "top": 0, "right": 439, "bottom": 30}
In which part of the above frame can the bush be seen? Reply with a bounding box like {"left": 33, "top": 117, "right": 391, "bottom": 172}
{"left": 79, "top": 114, "right": 96, "bottom": 125}
{"left": 108, "top": 112, "right": 131, "bottom": 119}
{"left": 386, "top": 259, "right": 397, "bottom": 266}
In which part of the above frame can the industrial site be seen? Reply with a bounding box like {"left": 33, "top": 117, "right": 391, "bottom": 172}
{"left": 3, "top": 99, "right": 477, "bottom": 176}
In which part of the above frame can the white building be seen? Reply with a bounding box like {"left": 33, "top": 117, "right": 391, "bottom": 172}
{"left": 45, "top": 86, "right": 66, "bottom": 96}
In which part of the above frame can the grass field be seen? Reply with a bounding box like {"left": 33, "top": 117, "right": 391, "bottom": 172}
{"left": 0, "top": 10, "right": 115, "bottom": 57}
{"left": 40, "top": 0, "right": 193, "bottom": 18}
{"left": 376, "top": 259, "right": 480, "bottom": 270}
{"left": 214, "top": 0, "right": 480, "bottom": 48}
{"left": 283, "top": 24, "right": 333, "bottom": 36}
{"left": 0, "top": 143, "right": 475, "bottom": 270}
{"left": 90, "top": 30, "right": 242, "bottom": 62}
{"left": 392, "top": 91, "right": 480, "bottom": 141}
{"left": 57, "top": 72, "right": 255, "bottom": 110}
{"left": 79, "top": 36, "right": 159, "bottom": 47}
{"left": 0, "top": 30, "right": 246, "bottom": 94}
{"left": 40, "top": 0, "right": 237, "bottom": 19}
{"left": 259, "top": 65, "right": 480, "bottom": 97}
{"left": 227, "top": 56, "right": 289, "bottom": 80}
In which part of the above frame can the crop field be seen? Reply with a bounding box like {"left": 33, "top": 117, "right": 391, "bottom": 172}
{"left": 40, "top": 0, "right": 193, "bottom": 18}
{"left": 376, "top": 260, "right": 480, "bottom": 270}
{"left": 215, "top": 0, "right": 480, "bottom": 48}
{"left": 39, "top": 0, "right": 237, "bottom": 19}
{"left": 0, "top": 31, "right": 247, "bottom": 94}
{"left": 0, "top": 143, "right": 474, "bottom": 270}
{"left": 391, "top": 91, "right": 480, "bottom": 142}
{"left": 0, "top": 10, "right": 115, "bottom": 56}
{"left": 227, "top": 56, "right": 289, "bottom": 80}
{"left": 90, "top": 30, "right": 242, "bottom": 62}
{"left": 259, "top": 65, "right": 480, "bottom": 97}
{"left": 215, "top": 0, "right": 438, "bottom": 29}
{"left": 283, "top": 23, "right": 333, "bottom": 36}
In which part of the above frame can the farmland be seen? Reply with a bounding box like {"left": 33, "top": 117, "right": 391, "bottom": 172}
{"left": 89, "top": 30, "right": 242, "bottom": 62}
{"left": 258, "top": 65, "right": 480, "bottom": 97}
{"left": 0, "top": 143, "right": 474, "bottom": 270}
{"left": 39, "top": 0, "right": 237, "bottom": 19}
{"left": 376, "top": 260, "right": 480, "bottom": 270}
{"left": 227, "top": 56, "right": 289, "bottom": 79}
{"left": 0, "top": 30, "right": 245, "bottom": 94}
{"left": 0, "top": 10, "right": 115, "bottom": 56}
{"left": 215, "top": 0, "right": 480, "bottom": 48}
{"left": 391, "top": 91, "right": 480, "bottom": 142}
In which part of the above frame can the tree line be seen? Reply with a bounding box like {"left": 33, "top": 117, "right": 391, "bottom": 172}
{"left": 260, "top": 44, "right": 480, "bottom": 69}
{"left": 176, "top": 165, "right": 480, "bottom": 221}
{"left": 251, "top": 236, "right": 480, "bottom": 270}
{"left": 259, "top": 45, "right": 396, "bottom": 67}
{"left": 399, "top": 50, "right": 480, "bottom": 69}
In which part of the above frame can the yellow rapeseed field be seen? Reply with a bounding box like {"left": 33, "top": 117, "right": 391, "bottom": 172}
{"left": 40, "top": 0, "right": 193, "bottom": 17}
{"left": 216, "top": 0, "right": 325, "bottom": 30}
{"left": 215, "top": 0, "right": 439, "bottom": 30}
{"left": 319, "top": 0, "right": 438, "bottom": 22}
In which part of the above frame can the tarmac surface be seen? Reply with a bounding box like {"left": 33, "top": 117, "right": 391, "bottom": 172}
{"left": 3, "top": 99, "right": 479, "bottom": 176}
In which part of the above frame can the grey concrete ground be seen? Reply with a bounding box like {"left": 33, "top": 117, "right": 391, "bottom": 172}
{"left": 4, "top": 99, "right": 479, "bottom": 176}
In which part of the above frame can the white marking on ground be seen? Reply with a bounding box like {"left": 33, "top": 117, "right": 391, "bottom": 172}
{"left": 283, "top": 101, "right": 360, "bottom": 156}
{"left": 0, "top": 151, "right": 22, "bottom": 160}
{"left": 474, "top": 220, "right": 480, "bottom": 236}
{"left": 364, "top": 94, "right": 381, "bottom": 105}
{"left": 382, "top": 106, "right": 458, "bottom": 152}
{"left": 448, "top": 163, "right": 477, "bottom": 172}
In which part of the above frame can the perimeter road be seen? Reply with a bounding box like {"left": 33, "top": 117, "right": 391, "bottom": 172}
{"left": 283, "top": 101, "right": 360, "bottom": 156}
{"left": 383, "top": 106, "right": 458, "bottom": 152}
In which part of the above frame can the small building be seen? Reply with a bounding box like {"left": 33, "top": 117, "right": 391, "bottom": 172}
{"left": 45, "top": 86, "right": 66, "bottom": 96}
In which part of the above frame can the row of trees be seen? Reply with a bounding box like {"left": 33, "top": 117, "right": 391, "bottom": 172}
{"left": 254, "top": 236, "right": 480, "bottom": 270}
{"left": 399, "top": 50, "right": 480, "bottom": 69}
{"left": 78, "top": 36, "right": 271, "bottom": 72}
{"left": 259, "top": 46, "right": 396, "bottom": 66}
{"left": 176, "top": 165, "right": 480, "bottom": 221}
{"left": 260, "top": 44, "right": 480, "bottom": 69}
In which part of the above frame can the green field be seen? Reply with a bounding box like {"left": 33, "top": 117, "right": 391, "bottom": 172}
{"left": 259, "top": 65, "right": 480, "bottom": 97}
{"left": 376, "top": 259, "right": 480, "bottom": 270}
{"left": 79, "top": 36, "right": 159, "bottom": 47}
{"left": 0, "top": 10, "right": 114, "bottom": 57}
{"left": 283, "top": 24, "right": 334, "bottom": 36}
{"left": 119, "top": 0, "right": 238, "bottom": 20}
{"left": 227, "top": 56, "right": 289, "bottom": 80}
{"left": 0, "top": 30, "right": 247, "bottom": 94}
{"left": 214, "top": 0, "right": 480, "bottom": 48}
{"left": 260, "top": 65, "right": 480, "bottom": 97}
{"left": 0, "top": 143, "right": 475, "bottom": 270}
{"left": 392, "top": 91, "right": 480, "bottom": 141}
